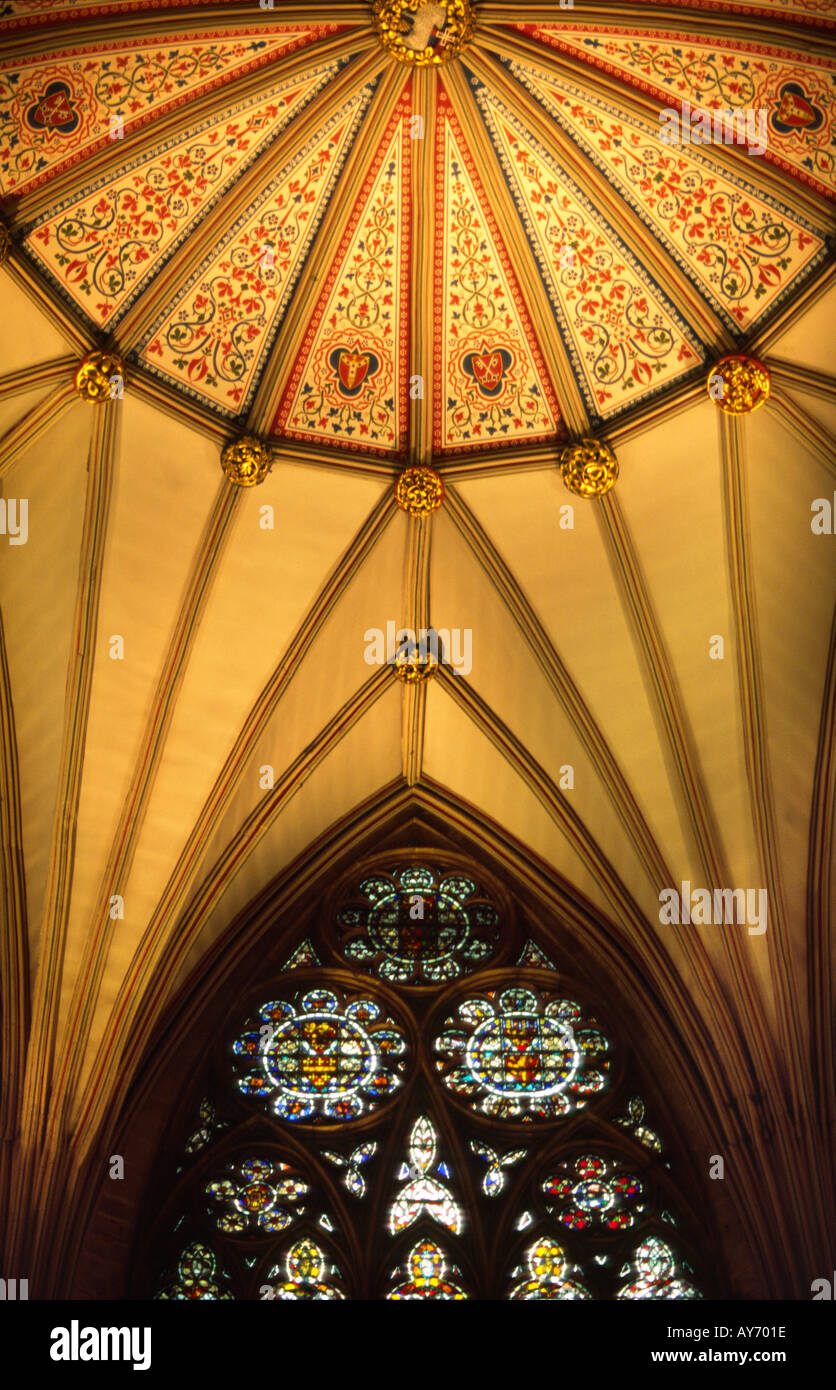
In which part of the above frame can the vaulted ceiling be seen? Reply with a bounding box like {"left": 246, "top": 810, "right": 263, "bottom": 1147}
{"left": 0, "top": 0, "right": 833, "bottom": 1295}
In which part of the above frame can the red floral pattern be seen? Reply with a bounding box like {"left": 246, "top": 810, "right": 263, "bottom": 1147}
{"left": 276, "top": 106, "right": 411, "bottom": 454}
{"left": 518, "top": 67, "right": 825, "bottom": 331}
{"left": 435, "top": 99, "right": 560, "bottom": 452}
{"left": 521, "top": 26, "right": 836, "bottom": 198}
{"left": 481, "top": 89, "right": 700, "bottom": 418}
{"left": 27, "top": 72, "right": 335, "bottom": 325}
{"left": 0, "top": 27, "right": 325, "bottom": 194}
{"left": 142, "top": 99, "right": 367, "bottom": 414}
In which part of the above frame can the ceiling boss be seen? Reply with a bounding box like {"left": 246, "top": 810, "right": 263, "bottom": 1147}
{"left": 373, "top": 0, "right": 475, "bottom": 66}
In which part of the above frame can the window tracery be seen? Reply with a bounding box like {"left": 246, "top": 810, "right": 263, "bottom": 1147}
{"left": 387, "top": 1240, "right": 467, "bottom": 1300}
{"left": 232, "top": 987, "right": 408, "bottom": 1123}
{"left": 150, "top": 857, "right": 704, "bottom": 1300}
{"left": 335, "top": 864, "right": 500, "bottom": 984}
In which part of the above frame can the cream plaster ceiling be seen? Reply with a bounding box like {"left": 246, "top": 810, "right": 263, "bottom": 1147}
{"left": 0, "top": 2, "right": 833, "bottom": 1180}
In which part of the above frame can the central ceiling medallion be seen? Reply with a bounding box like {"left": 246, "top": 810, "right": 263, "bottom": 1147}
{"left": 394, "top": 465, "right": 444, "bottom": 515}
{"left": 558, "top": 439, "right": 619, "bottom": 499}
{"left": 373, "top": 0, "right": 474, "bottom": 66}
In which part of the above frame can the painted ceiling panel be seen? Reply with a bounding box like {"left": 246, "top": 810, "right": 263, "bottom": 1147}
{"left": 141, "top": 81, "right": 373, "bottom": 415}
{"left": 434, "top": 89, "right": 562, "bottom": 452}
{"left": 632, "top": 0, "right": 835, "bottom": 15}
{"left": 474, "top": 78, "right": 705, "bottom": 421}
{"left": 0, "top": 0, "right": 274, "bottom": 16}
{"left": 0, "top": 24, "right": 333, "bottom": 196}
{"left": 518, "top": 25, "right": 836, "bottom": 197}
{"left": 510, "top": 60, "right": 828, "bottom": 334}
{"left": 275, "top": 94, "right": 412, "bottom": 454}
{"left": 24, "top": 61, "right": 344, "bottom": 329}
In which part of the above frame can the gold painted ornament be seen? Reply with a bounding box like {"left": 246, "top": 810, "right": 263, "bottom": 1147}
{"left": 558, "top": 438, "right": 619, "bottom": 498}
{"left": 74, "top": 350, "right": 127, "bottom": 403}
{"left": 391, "top": 645, "right": 439, "bottom": 682}
{"left": 373, "top": 0, "right": 474, "bottom": 66}
{"left": 394, "top": 465, "right": 444, "bottom": 515}
{"left": 706, "top": 355, "right": 771, "bottom": 414}
{"left": 0, "top": 223, "right": 11, "bottom": 265}
{"left": 221, "top": 436, "right": 273, "bottom": 487}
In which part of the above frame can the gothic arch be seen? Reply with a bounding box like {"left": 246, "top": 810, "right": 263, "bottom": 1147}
{"left": 130, "top": 837, "right": 716, "bottom": 1299}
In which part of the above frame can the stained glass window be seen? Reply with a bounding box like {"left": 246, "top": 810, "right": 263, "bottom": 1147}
{"left": 471, "top": 1140, "right": 527, "bottom": 1197}
{"left": 388, "top": 1240, "right": 467, "bottom": 1300}
{"left": 336, "top": 865, "right": 500, "bottom": 983}
{"left": 321, "top": 1142, "right": 377, "bottom": 1198}
{"left": 508, "top": 1237, "right": 590, "bottom": 1300}
{"left": 615, "top": 1095, "right": 663, "bottom": 1153}
{"left": 153, "top": 855, "right": 703, "bottom": 1299}
{"left": 433, "top": 987, "right": 610, "bottom": 1119}
{"left": 616, "top": 1236, "right": 701, "bottom": 1300}
{"left": 184, "top": 1098, "right": 216, "bottom": 1156}
{"left": 280, "top": 938, "right": 321, "bottom": 971}
{"left": 155, "top": 1242, "right": 234, "bottom": 1301}
{"left": 204, "top": 1157, "right": 309, "bottom": 1234}
{"left": 232, "top": 987, "right": 407, "bottom": 1123}
{"left": 388, "top": 1117, "right": 463, "bottom": 1234}
{"left": 542, "top": 1155, "right": 643, "bottom": 1231}
{"left": 516, "top": 939, "right": 556, "bottom": 969}
{"left": 263, "top": 1239, "right": 345, "bottom": 1300}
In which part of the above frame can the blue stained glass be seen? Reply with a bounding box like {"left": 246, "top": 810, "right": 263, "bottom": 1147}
{"left": 435, "top": 987, "right": 611, "bottom": 1119}
{"left": 233, "top": 988, "right": 408, "bottom": 1123}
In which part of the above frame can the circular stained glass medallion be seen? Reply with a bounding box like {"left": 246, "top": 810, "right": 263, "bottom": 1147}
{"left": 542, "top": 1155, "right": 642, "bottom": 1231}
{"left": 434, "top": 987, "right": 611, "bottom": 1119}
{"left": 336, "top": 864, "right": 500, "bottom": 984}
{"left": 233, "top": 987, "right": 408, "bottom": 1123}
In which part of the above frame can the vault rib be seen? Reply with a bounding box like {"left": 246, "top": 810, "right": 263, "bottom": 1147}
{"left": 0, "top": 601, "right": 29, "bottom": 1188}
{"left": 68, "top": 489, "right": 395, "bottom": 1136}
{"left": 719, "top": 410, "right": 827, "bottom": 1271}
{"left": 806, "top": 601, "right": 836, "bottom": 1153}
{"left": 8, "top": 401, "right": 118, "bottom": 1269}
{"left": 73, "top": 669, "right": 393, "bottom": 1146}
{"left": 0, "top": 380, "right": 78, "bottom": 479}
